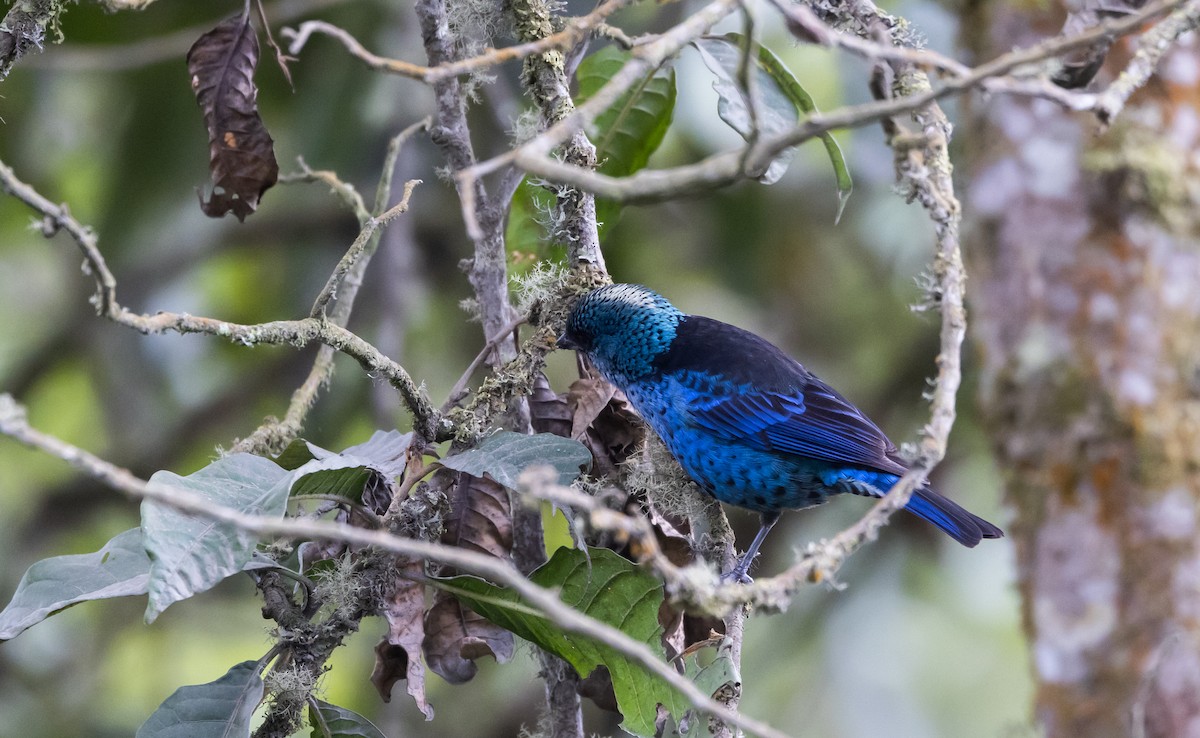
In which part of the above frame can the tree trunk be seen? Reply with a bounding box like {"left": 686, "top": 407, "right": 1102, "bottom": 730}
{"left": 962, "top": 7, "right": 1200, "bottom": 738}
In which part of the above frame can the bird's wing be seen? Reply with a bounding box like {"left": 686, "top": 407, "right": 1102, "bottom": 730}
{"left": 689, "top": 379, "right": 908, "bottom": 475}
{"left": 654, "top": 317, "right": 907, "bottom": 475}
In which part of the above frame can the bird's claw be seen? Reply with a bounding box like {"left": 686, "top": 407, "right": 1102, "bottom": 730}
{"left": 719, "top": 569, "right": 754, "bottom": 585}
{"left": 719, "top": 555, "right": 755, "bottom": 584}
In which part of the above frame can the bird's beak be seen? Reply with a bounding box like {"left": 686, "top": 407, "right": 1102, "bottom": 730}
{"left": 556, "top": 333, "right": 578, "bottom": 351}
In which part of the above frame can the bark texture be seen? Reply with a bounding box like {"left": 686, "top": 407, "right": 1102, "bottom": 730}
{"left": 963, "top": 6, "right": 1200, "bottom": 737}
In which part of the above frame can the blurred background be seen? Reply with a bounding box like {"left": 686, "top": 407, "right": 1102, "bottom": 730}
{"left": 0, "top": 0, "right": 1028, "bottom": 736}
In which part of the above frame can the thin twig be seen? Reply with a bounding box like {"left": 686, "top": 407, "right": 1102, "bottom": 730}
{"left": 279, "top": 158, "right": 369, "bottom": 219}
{"left": 0, "top": 156, "right": 445, "bottom": 443}
{"left": 456, "top": 0, "right": 739, "bottom": 239}
{"left": 255, "top": 0, "right": 296, "bottom": 89}
{"left": 440, "top": 315, "right": 528, "bottom": 413}
{"left": 282, "top": 0, "right": 636, "bottom": 83}
{"left": 0, "top": 160, "right": 116, "bottom": 317}
{"left": 1094, "top": 0, "right": 1200, "bottom": 124}
{"left": 381, "top": 458, "right": 433, "bottom": 525}
{"left": 494, "top": 0, "right": 1183, "bottom": 204}
{"left": 309, "top": 176, "right": 422, "bottom": 318}
{"left": 26, "top": 0, "right": 355, "bottom": 72}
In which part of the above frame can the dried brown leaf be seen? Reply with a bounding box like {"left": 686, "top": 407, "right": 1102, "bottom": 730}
{"left": 418, "top": 469, "right": 515, "bottom": 684}
{"left": 440, "top": 469, "right": 512, "bottom": 559}
{"left": 659, "top": 602, "right": 686, "bottom": 663}
{"left": 370, "top": 640, "right": 406, "bottom": 701}
{"left": 578, "top": 665, "right": 620, "bottom": 714}
{"left": 530, "top": 372, "right": 572, "bottom": 437}
{"left": 187, "top": 14, "right": 278, "bottom": 221}
{"left": 658, "top": 586, "right": 723, "bottom": 669}
{"left": 370, "top": 560, "right": 434, "bottom": 718}
{"left": 532, "top": 374, "right": 644, "bottom": 480}
{"left": 422, "top": 590, "right": 514, "bottom": 684}
{"left": 646, "top": 505, "right": 694, "bottom": 568}
{"left": 583, "top": 387, "right": 644, "bottom": 479}
{"left": 568, "top": 378, "right": 617, "bottom": 440}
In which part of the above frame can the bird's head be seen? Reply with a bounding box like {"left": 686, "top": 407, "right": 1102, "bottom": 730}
{"left": 558, "top": 284, "right": 684, "bottom": 384}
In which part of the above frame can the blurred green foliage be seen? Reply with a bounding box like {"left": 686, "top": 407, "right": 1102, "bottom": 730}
{"left": 0, "top": 1, "right": 1028, "bottom": 736}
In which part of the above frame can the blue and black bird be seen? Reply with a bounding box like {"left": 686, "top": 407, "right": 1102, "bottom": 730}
{"left": 558, "top": 284, "right": 1002, "bottom": 582}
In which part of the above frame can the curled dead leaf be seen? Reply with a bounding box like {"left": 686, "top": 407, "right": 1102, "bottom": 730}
{"left": 372, "top": 559, "right": 434, "bottom": 718}
{"left": 531, "top": 373, "right": 644, "bottom": 480}
{"left": 578, "top": 665, "right": 620, "bottom": 714}
{"left": 530, "top": 373, "right": 572, "bottom": 438}
{"left": 186, "top": 14, "right": 279, "bottom": 221}
{"left": 422, "top": 590, "right": 514, "bottom": 684}
{"left": 567, "top": 378, "right": 617, "bottom": 440}
{"left": 440, "top": 469, "right": 512, "bottom": 559}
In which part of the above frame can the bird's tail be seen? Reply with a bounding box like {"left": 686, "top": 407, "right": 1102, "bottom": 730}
{"left": 904, "top": 488, "right": 1004, "bottom": 547}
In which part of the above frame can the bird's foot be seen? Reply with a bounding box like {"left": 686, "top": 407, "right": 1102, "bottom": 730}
{"left": 717, "top": 514, "right": 777, "bottom": 585}
{"left": 719, "top": 554, "right": 755, "bottom": 584}
{"left": 719, "top": 568, "right": 753, "bottom": 585}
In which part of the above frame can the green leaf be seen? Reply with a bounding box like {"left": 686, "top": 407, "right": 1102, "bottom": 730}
{"left": 754, "top": 40, "right": 853, "bottom": 222}
{"left": 693, "top": 34, "right": 852, "bottom": 221}
{"left": 276, "top": 431, "right": 411, "bottom": 474}
{"left": 0, "top": 528, "right": 151, "bottom": 640}
{"left": 308, "top": 698, "right": 388, "bottom": 738}
{"left": 136, "top": 661, "right": 264, "bottom": 738}
{"left": 577, "top": 47, "right": 677, "bottom": 178}
{"left": 265, "top": 430, "right": 413, "bottom": 508}
{"left": 272, "top": 438, "right": 317, "bottom": 470}
{"left": 289, "top": 462, "right": 373, "bottom": 501}
{"left": 441, "top": 547, "right": 686, "bottom": 737}
{"left": 290, "top": 430, "right": 411, "bottom": 501}
{"left": 141, "top": 454, "right": 294, "bottom": 623}
{"left": 580, "top": 48, "right": 677, "bottom": 234}
{"left": 505, "top": 179, "right": 558, "bottom": 270}
{"left": 438, "top": 430, "right": 591, "bottom": 490}
{"left": 660, "top": 653, "right": 741, "bottom": 737}
{"left": 505, "top": 46, "right": 676, "bottom": 259}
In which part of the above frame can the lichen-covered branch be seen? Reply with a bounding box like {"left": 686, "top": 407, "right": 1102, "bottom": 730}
{"left": 234, "top": 121, "right": 430, "bottom": 455}
{"left": 504, "top": 1, "right": 614, "bottom": 731}
{"left": 0, "top": 0, "right": 69, "bottom": 80}
{"left": 0, "top": 157, "right": 444, "bottom": 442}
{"left": 0, "top": 394, "right": 792, "bottom": 738}
{"left": 510, "top": 0, "right": 605, "bottom": 271}
{"left": 415, "top": 0, "right": 517, "bottom": 355}
{"left": 748, "top": 0, "right": 970, "bottom": 603}
{"left": 284, "top": 0, "right": 634, "bottom": 85}
{"left": 494, "top": 0, "right": 1183, "bottom": 205}
{"left": 1094, "top": 0, "right": 1200, "bottom": 123}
